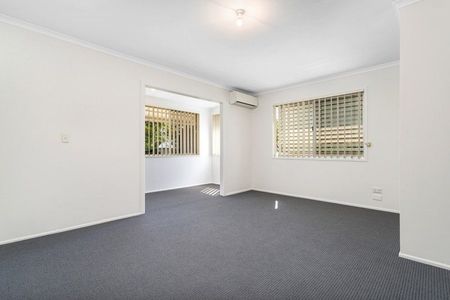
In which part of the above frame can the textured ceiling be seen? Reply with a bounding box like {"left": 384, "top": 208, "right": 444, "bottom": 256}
{"left": 0, "top": 0, "right": 399, "bottom": 92}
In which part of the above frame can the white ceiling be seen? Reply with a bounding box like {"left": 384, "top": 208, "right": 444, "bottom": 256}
{"left": 0, "top": 0, "right": 399, "bottom": 93}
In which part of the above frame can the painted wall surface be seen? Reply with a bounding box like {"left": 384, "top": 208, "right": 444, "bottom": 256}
{"left": 211, "top": 106, "right": 221, "bottom": 185}
{"left": 398, "top": 0, "right": 450, "bottom": 267}
{"left": 211, "top": 156, "right": 220, "bottom": 185}
{"left": 0, "top": 21, "right": 252, "bottom": 244}
{"left": 251, "top": 65, "right": 400, "bottom": 212}
{"left": 222, "top": 103, "right": 252, "bottom": 194}
{"left": 145, "top": 97, "right": 217, "bottom": 192}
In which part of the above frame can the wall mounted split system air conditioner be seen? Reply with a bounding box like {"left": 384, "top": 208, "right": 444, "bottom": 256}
{"left": 229, "top": 90, "right": 258, "bottom": 109}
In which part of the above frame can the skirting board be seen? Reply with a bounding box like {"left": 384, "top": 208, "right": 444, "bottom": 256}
{"left": 0, "top": 211, "right": 145, "bottom": 246}
{"left": 146, "top": 182, "right": 217, "bottom": 194}
{"left": 252, "top": 188, "right": 399, "bottom": 214}
{"left": 399, "top": 252, "right": 450, "bottom": 271}
{"left": 224, "top": 188, "right": 253, "bottom": 196}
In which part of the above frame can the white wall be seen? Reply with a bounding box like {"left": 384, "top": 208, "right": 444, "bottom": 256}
{"left": 211, "top": 105, "right": 221, "bottom": 185}
{"left": 0, "top": 21, "right": 252, "bottom": 245}
{"left": 398, "top": 0, "right": 450, "bottom": 268}
{"left": 145, "top": 97, "right": 217, "bottom": 192}
{"left": 211, "top": 155, "right": 220, "bottom": 185}
{"left": 222, "top": 103, "right": 252, "bottom": 194}
{"left": 251, "top": 65, "right": 400, "bottom": 212}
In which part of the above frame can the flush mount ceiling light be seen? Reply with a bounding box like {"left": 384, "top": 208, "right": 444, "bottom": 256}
{"left": 235, "top": 9, "right": 245, "bottom": 27}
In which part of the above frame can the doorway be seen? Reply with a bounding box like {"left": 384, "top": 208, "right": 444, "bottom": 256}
{"left": 142, "top": 86, "right": 222, "bottom": 199}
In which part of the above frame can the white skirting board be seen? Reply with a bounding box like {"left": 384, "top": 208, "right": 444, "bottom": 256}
{"left": 146, "top": 182, "right": 218, "bottom": 194}
{"left": 252, "top": 188, "right": 399, "bottom": 214}
{"left": 399, "top": 252, "right": 450, "bottom": 271}
{"left": 224, "top": 188, "right": 252, "bottom": 196}
{"left": 0, "top": 211, "right": 144, "bottom": 246}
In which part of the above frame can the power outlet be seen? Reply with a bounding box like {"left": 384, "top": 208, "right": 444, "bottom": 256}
{"left": 372, "top": 187, "right": 383, "bottom": 194}
{"left": 372, "top": 194, "right": 383, "bottom": 201}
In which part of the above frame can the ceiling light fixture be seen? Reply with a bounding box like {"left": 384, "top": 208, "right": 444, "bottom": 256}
{"left": 235, "top": 9, "right": 245, "bottom": 27}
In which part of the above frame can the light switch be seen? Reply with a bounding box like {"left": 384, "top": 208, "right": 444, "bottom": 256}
{"left": 61, "top": 134, "right": 70, "bottom": 143}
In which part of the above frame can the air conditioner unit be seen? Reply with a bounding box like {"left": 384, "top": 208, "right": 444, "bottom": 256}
{"left": 229, "top": 90, "right": 258, "bottom": 109}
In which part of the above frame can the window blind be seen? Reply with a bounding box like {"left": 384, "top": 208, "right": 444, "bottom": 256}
{"left": 212, "top": 114, "right": 220, "bottom": 156}
{"left": 274, "top": 91, "right": 364, "bottom": 159}
{"left": 145, "top": 106, "right": 199, "bottom": 156}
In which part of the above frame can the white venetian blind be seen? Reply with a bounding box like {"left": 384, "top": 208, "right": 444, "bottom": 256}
{"left": 274, "top": 91, "right": 364, "bottom": 159}
{"left": 145, "top": 106, "right": 199, "bottom": 156}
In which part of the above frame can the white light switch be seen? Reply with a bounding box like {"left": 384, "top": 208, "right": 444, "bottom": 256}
{"left": 61, "top": 134, "right": 70, "bottom": 143}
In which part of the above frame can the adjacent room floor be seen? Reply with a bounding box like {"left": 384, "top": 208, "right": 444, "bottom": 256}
{"left": 1, "top": 185, "right": 449, "bottom": 299}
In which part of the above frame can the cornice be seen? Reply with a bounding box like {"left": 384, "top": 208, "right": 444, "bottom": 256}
{"left": 393, "top": 0, "right": 423, "bottom": 9}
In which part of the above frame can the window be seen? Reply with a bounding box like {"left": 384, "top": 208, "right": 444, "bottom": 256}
{"left": 212, "top": 114, "right": 220, "bottom": 156}
{"left": 145, "top": 106, "right": 199, "bottom": 156}
{"left": 274, "top": 91, "right": 364, "bottom": 159}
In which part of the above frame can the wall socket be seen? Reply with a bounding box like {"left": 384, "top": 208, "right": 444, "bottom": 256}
{"left": 372, "top": 194, "right": 383, "bottom": 201}
{"left": 372, "top": 187, "right": 383, "bottom": 201}
{"left": 372, "top": 187, "right": 383, "bottom": 194}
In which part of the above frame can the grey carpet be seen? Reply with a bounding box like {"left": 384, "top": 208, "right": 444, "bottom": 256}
{"left": 0, "top": 184, "right": 449, "bottom": 299}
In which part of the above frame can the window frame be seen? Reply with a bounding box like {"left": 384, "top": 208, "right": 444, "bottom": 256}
{"left": 272, "top": 89, "right": 369, "bottom": 162}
